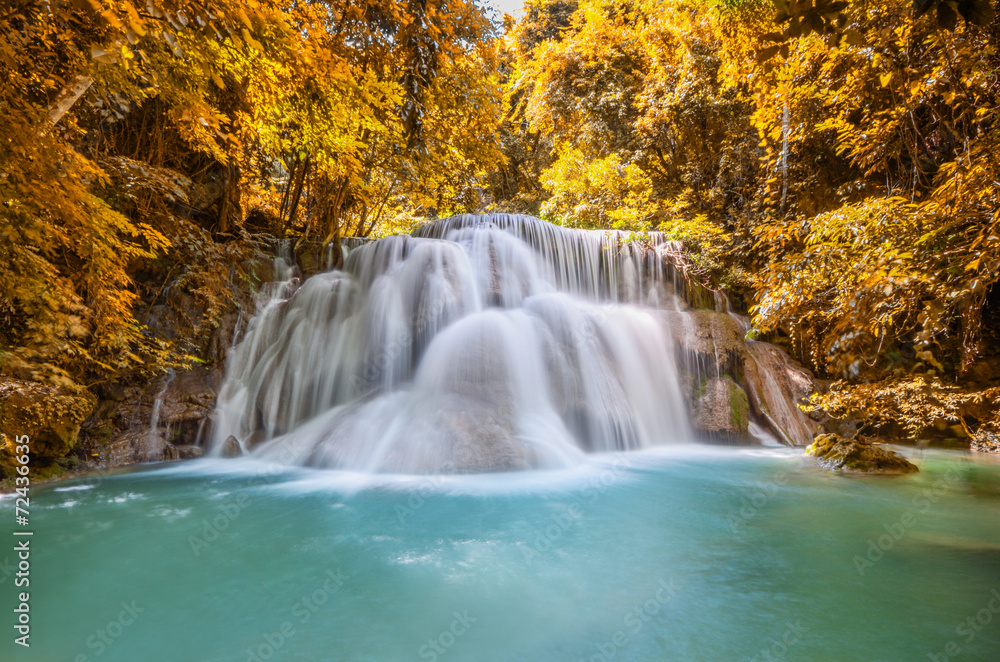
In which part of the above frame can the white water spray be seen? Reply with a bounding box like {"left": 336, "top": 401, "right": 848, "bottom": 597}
{"left": 211, "top": 215, "right": 703, "bottom": 472}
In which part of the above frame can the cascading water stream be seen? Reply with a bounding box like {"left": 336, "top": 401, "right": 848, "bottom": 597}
{"left": 146, "top": 368, "right": 174, "bottom": 459}
{"left": 210, "top": 215, "right": 703, "bottom": 472}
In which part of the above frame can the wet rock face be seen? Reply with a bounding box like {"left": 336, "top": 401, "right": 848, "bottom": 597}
{"left": 104, "top": 430, "right": 159, "bottom": 466}
{"left": 663, "top": 310, "right": 753, "bottom": 442}
{"left": 152, "top": 368, "right": 220, "bottom": 431}
{"left": 691, "top": 376, "right": 749, "bottom": 439}
{"left": 423, "top": 401, "right": 531, "bottom": 473}
{"left": 95, "top": 366, "right": 222, "bottom": 466}
{"left": 743, "top": 342, "right": 819, "bottom": 446}
{"left": 662, "top": 309, "right": 818, "bottom": 445}
{"left": 807, "top": 434, "right": 918, "bottom": 474}
{"left": 666, "top": 310, "right": 746, "bottom": 355}
{"left": 0, "top": 380, "right": 95, "bottom": 474}
{"left": 664, "top": 310, "right": 746, "bottom": 378}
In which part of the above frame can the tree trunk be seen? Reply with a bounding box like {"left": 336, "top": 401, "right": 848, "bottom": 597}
{"left": 779, "top": 99, "right": 790, "bottom": 212}
{"left": 217, "top": 165, "right": 241, "bottom": 234}
{"left": 285, "top": 156, "right": 310, "bottom": 232}
{"left": 48, "top": 74, "right": 93, "bottom": 125}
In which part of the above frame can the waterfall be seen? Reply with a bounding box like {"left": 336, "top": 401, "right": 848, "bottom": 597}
{"left": 210, "top": 214, "right": 701, "bottom": 473}
{"left": 146, "top": 368, "right": 175, "bottom": 460}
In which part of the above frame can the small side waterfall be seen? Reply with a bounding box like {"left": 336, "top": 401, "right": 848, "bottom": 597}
{"left": 743, "top": 341, "right": 817, "bottom": 446}
{"left": 210, "top": 213, "right": 813, "bottom": 472}
{"left": 146, "top": 368, "right": 174, "bottom": 460}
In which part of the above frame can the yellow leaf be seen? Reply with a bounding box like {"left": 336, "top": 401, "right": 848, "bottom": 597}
{"left": 880, "top": 73, "right": 892, "bottom": 87}
{"left": 123, "top": 2, "right": 145, "bottom": 36}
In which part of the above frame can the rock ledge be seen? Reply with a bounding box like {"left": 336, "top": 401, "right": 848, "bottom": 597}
{"left": 807, "top": 434, "right": 918, "bottom": 474}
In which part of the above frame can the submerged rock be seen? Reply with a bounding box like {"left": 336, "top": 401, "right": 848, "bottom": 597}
{"left": 806, "top": 434, "right": 918, "bottom": 474}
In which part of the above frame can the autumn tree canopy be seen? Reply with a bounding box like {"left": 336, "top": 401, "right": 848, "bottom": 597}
{"left": 499, "top": 0, "right": 1000, "bottom": 438}
{"left": 0, "top": 0, "right": 504, "bottom": 389}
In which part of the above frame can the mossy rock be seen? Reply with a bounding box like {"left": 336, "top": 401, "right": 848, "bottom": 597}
{"left": 692, "top": 375, "right": 708, "bottom": 401}
{"left": 806, "top": 434, "right": 918, "bottom": 474}
{"left": 728, "top": 378, "right": 749, "bottom": 431}
{"left": 691, "top": 375, "right": 750, "bottom": 437}
{"left": 0, "top": 380, "right": 96, "bottom": 474}
{"left": 665, "top": 310, "right": 747, "bottom": 356}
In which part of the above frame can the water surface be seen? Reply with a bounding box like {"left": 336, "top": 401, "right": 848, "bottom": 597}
{"left": 3, "top": 446, "right": 999, "bottom": 661}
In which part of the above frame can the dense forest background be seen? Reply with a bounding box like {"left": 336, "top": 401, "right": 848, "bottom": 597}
{"left": 1, "top": 0, "right": 999, "bottom": 461}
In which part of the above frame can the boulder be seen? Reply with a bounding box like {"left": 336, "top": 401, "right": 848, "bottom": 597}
{"left": 168, "top": 444, "right": 205, "bottom": 460}
{"left": 806, "top": 434, "right": 918, "bottom": 474}
{"left": 221, "top": 435, "right": 243, "bottom": 458}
